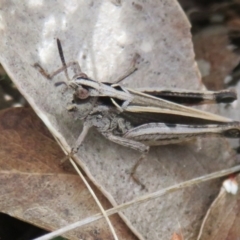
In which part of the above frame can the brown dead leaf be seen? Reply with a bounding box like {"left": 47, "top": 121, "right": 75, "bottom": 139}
{"left": 171, "top": 233, "right": 184, "bottom": 240}
{"left": 0, "top": 1, "right": 239, "bottom": 239}
{"left": 0, "top": 107, "right": 137, "bottom": 240}
{"left": 193, "top": 26, "right": 240, "bottom": 90}
{"left": 197, "top": 175, "right": 240, "bottom": 240}
{"left": 171, "top": 229, "right": 184, "bottom": 240}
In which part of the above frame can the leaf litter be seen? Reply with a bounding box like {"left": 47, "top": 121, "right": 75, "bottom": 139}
{"left": 0, "top": 0, "right": 240, "bottom": 239}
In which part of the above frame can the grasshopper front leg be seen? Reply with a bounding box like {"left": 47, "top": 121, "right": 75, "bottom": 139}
{"left": 60, "top": 123, "right": 92, "bottom": 163}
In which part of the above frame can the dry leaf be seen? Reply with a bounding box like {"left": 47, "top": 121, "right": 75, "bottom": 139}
{"left": 197, "top": 175, "right": 240, "bottom": 240}
{"left": 193, "top": 26, "right": 240, "bottom": 90}
{"left": 171, "top": 232, "right": 184, "bottom": 240}
{"left": 192, "top": 24, "right": 240, "bottom": 137}
{"left": 0, "top": 107, "right": 137, "bottom": 240}
{"left": 0, "top": 1, "right": 238, "bottom": 239}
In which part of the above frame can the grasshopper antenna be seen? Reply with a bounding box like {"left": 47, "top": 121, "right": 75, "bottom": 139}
{"left": 34, "top": 38, "right": 88, "bottom": 91}
{"left": 56, "top": 39, "right": 88, "bottom": 83}
{"left": 56, "top": 38, "right": 71, "bottom": 82}
{"left": 56, "top": 39, "right": 91, "bottom": 99}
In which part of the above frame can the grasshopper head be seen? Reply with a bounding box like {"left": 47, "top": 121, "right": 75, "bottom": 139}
{"left": 69, "top": 73, "right": 91, "bottom": 100}
{"left": 74, "top": 87, "right": 89, "bottom": 99}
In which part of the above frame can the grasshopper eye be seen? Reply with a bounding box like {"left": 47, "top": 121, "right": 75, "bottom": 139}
{"left": 75, "top": 86, "right": 89, "bottom": 99}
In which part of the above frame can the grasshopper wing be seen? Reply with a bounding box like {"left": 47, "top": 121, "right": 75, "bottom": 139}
{"left": 120, "top": 88, "right": 234, "bottom": 123}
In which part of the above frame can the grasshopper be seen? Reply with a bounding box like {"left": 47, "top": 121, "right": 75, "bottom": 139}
{"left": 34, "top": 39, "right": 240, "bottom": 184}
